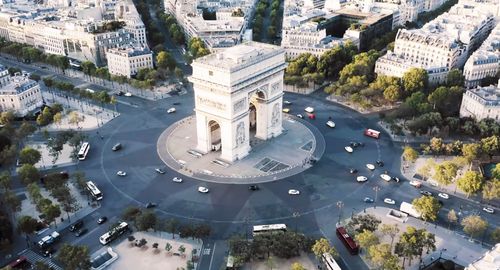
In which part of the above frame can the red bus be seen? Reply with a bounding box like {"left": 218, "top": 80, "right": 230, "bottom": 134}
{"left": 364, "top": 129, "right": 380, "bottom": 139}
{"left": 336, "top": 227, "right": 359, "bottom": 255}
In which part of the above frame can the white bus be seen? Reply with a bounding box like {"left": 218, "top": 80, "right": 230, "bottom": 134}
{"left": 322, "top": 253, "right": 341, "bottom": 270}
{"left": 86, "top": 181, "right": 103, "bottom": 201}
{"left": 99, "top": 222, "right": 129, "bottom": 245}
{"left": 77, "top": 142, "right": 90, "bottom": 160}
{"left": 252, "top": 224, "right": 287, "bottom": 236}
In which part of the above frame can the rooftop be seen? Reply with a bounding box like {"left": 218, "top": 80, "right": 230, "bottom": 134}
{"left": 107, "top": 46, "right": 152, "bottom": 57}
{"left": 0, "top": 75, "right": 38, "bottom": 95}
{"left": 467, "top": 82, "right": 500, "bottom": 104}
{"left": 465, "top": 23, "right": 500, "bottom": 65}
{"left": 466, "top": 243, "right": 500, "bottom": 270}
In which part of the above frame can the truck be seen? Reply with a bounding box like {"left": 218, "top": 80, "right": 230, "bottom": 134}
{"left": 399, "top": 202, "right": 421, "bottom": 218}
{"left": 37, "top": 231, "right": 60, "bottom": 249}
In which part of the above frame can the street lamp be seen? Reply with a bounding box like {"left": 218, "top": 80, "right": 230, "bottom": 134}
{"left": 292, "top": 212, "right": 300, "bottom": 231}
{"left": 373, "top": 186, "right": 380, "bottom": 209}
{"left": 337, "top": 201, "right": 344, "bottom": 224}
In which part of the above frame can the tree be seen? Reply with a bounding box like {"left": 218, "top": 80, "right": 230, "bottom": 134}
{"left": 446, "top": 68, "right": 465, "bottom": 87}
{"left": 0, "top": 111, "right": 14, "bottom": 125}
{"left": 135, "top": 211, "right": 157, "bottom": 231}
{"left": 174, "top": 67, "right": 183, "bottom": 79}
{"left": 18, "top": 147, "right": 41, "bottom": 165}
{"left": 461, "top": 215, "right": 488, "bottom": 240}
{"left": 81, "top": 61, "right": 96, "bottom": 78}
{"left": 379, "top": 224, "right": 399, "bottom": 249}
{"left": 403, "top": 146, "right": 418, "bottom": 163}
{"left": 482, "top": 179, "right": 500, "bottom": 201}
{"left": 481, "top": 135, "right": 500, "bottom": 157}
{"left": 17, "top": 121, "right": 36, "bottom": 141}
{"left": 429, "top": 137, "right": 444, "bottom": 154}
{"left": 17, "top": 164, "right": 40, "bottom": 185}
{"left": 164, "top": 218, "right": 179, "bottom": 239}
{"left": 412, "top": 195, "right": 441, "bottom": 222}
{"left": 122, "top": 207, "right": 141, "bottom": 222}
{"left": 427, "top": 86, "right": 463, "bottom": 116}
{"left": 447, "top": 209, "right": 458, "bottom": 229}
{"left": 53, "top": 112, "right": 62, "bottom": 127}
{"left": 367, "top": 243, "right": 392, "bottom": 268}
{"left": 17, "top": 215, "right": 38, "bottom": 235}
{"left": 4, "top": 190, "right": 21, "bottom": 215}
{"left": 491, "top": 227, "right": 500, "bottom": 243}
{"left": 68, "top": 111, "right": 84, "bottom": 128}
{"left": 457, "top": 171, "right": 483, "bottom": 197}
{"left": 291, "top": 262, "right": 306, "bottom": 270}
{"left": 178, "top": 245, "right": 186, "bottom": 256}
{"left": 433, "top": 161, "right": 458, "bottom": 186}
{"left": 311, "top": 238, "right": 338, "bottom": 259}
{"left": 165, "top": 242, "right": 172, "bottom": 253}
{"left": 34, "top": 261, "right": 52, "bottom": 270}
{"left": 43, "top": 204, "right": 61, "bottom": 226}
{"left": 462, "top": 143, "right": 481, "bottom": 165}
{"left": 346, "top": 214, "right": 381, "bottom": 233}
{"left": 402, "top": 68, "right": 428, "bottom": 94}
{"left": 57, "top": 244, "right": 91, "bottom": 270}
{"left": 0, "top": 172, "right": 11, "bottom": 192}
{"left": 354, "top": 229, "right": 379, "bottom": 251}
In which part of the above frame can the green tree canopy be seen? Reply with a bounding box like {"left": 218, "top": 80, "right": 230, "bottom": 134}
{"left": 433, "top": 161, "right": 458, "bottom": 186}
{"left": 402, "top": 68, "right": 428, "bottom": 94}
{"left": 403, "top": 146, "right": 419, "bottom": 163}
{"left": 354, "top": 229, "right": 379, "bottom": 250}
{"left": 412, "top": 195, "right": 441, "bottom": 221}
{"left": 482, "top": 179, "right": 500, "bottom": 201}
{"left": 17, "top": 164, "right": 40, "bottom": 185}
{"left": 17, "top": 215, "right": 39, "bottom": 235}
{"left": 461, "top": 215, "right": 488, "bottom": 240}
{"left": 462, "top": 143, "right": 482, "bottom": 164}
{"left": 457, "top": 171, "right": 484, "bottom": 197}
{"left": 446, "top": 68, "right": 465, "bottom": 87}
{"left": 57, "top": 244, "right": 91, "bottom": 270}
{"left": 311, "top": 238, "right": 338, "bottom": 259}
{"left": 18, "top": 147, "right": 41, "bottom": 165}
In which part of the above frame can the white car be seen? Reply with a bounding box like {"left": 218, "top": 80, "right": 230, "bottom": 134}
{"left": 409, "top": 180, "right": 422, "bottom": 188}
{"left": 304, "top": 107, "right": 314, "bottom": 113}
{"left": 172, "top": 177, "right": 183, "bottom": 183}
{"left": 326, "top": 120, "right": 336, "bottom": 128}
{"left": 345, "top": 146, "right": 354, "bottom": 153}
{"left": 288, "top": 189, "right": 300, "bottom": 195}
{"left": 116, "top": 171, "right": 127, "bottom": 176}
{"left": 366, "top": 164, "right": 375, "bottom": 170}
{"left": 438, "top": 193, "right": 449, "bottom": 199}
{"left": 296, "top": 114, "right": 303, "bottom": 119}
{"left": 384, "top": 198, "right": 396, "bottom": 205}
{"left": 124, "top": 92, "right": 132, "bottom": 97}
{"left": 155, "top": 168, "right": 165, "bottom": 174}
{"left": 483, "top": 207, "right": 495, "bottom": 214}
{"left": 356, "top": 176, "right": 368, "bottom": 182}
{"left": 380, "top": 174, "right": 391, "bottom": 181}
{"left": 198, "top": 186, "right": 209, "bottom": 193}
{"left": 284, "top": 100, "right": 292, "bottom": 105}
{"left": 167, "top": 107, "right": 176, "bottom": 114}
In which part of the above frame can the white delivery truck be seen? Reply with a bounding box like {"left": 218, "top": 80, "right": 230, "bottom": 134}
{"left": 399, "top": 202, "right": 421, "bottom": 218}
{"left": 37, "top": 231, "right": 60, "bottom": 249}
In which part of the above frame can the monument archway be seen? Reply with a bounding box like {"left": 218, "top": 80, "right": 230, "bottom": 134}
{"left": 188, "top": 42, "right": 287, "bottom": 162}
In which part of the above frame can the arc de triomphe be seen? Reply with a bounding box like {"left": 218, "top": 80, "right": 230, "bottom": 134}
{"left": 188, "top": 42, "right": 287, "bottom": 162}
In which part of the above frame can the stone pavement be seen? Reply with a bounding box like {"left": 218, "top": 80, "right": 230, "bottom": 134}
{"left": 354, "top": 207, "right": 487, "bottom": 269}
{"left": 29, "top": 142, "right": 74, "bottom": 170}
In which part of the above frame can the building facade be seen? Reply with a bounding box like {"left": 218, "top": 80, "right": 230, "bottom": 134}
{"left": 107, "top": 46, "right": 153, "bottom": 78}
{"left": 189, "top": 42, "right": 286, "bottom": 162}
{"left": 0, "top": 72, "right": 43, "bottom": 117}
{"left": 459, "top": 80, "right": 500, "bottom": 121}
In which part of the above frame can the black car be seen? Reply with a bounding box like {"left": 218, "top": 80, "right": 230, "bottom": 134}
{"left": 112, "top": 143, "right": 122, "bottom": 151}
{"left": 392, "top": 176, "right": 400, "bottom": 183}
{"left": 249, "top": 185, "right": 259, "bottom": 191}
{"left": 146, "top": 202, "right": 157, "bottom": 208}
{"left": 97, "top": 216, "right": 107, "bottom": 224}
{"left": 173, "top": 102, "right": 181, "bottom": 105}
{"left": 75, "top": 228, "right": 88, "bottom": 237}
{"left": 69, "top": 220, "right": 84, "bottom": 232}
{"left": 376, "top": 160, "right": 384, "bottom": 167}
{"left": 349, "top": 168, "right": 358, "bottom": 174}
{"left": 350, "top": 142, "right": 359, "bottom": 148}
{"left": 116, "top": 91, "right": 124, "bottom": 96}
{"left": 420, "top": 190, "right": 433, "bottom": 196}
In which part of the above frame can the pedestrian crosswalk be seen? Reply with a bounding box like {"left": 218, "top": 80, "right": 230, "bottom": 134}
{"left": 20, "top": 249, "right": 63, "bottom": 270}
{"left": 203, "top": 248, "right": 211, "bottom": 255}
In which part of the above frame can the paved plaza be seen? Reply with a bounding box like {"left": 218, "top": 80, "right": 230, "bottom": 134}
{"left": 158, "top": 114, "right": 325, "bottom": 183}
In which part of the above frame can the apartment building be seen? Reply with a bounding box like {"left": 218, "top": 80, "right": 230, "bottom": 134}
{"left": 460, "top": 80, "right": 500, "bottom": 121}
{"left": 0, "top": 69, "right": 43, "bottom": 117}
{"left": 107, "top": 46, "right": 153, "bottom": 78}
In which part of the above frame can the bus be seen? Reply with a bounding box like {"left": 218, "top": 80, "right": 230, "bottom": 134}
{"left": 364, "top": 129, "right": 380, "bottom": 139}
{"left": 99, "top": 222, "right": 129, "bottom": 245}
{"left": 86, "top": 181, "right": 103, "bottom": 201}
{"left": 77, "top": 142, "right": 90, "bottom": 160}
{"left": 252, "top": 224, "right": 287, "bottom": 236}
{"left": 322, "top": 253, "right": 341, "bottom": 270}
{"left": 336, "top": 227, "right": 359, "bottom": 255}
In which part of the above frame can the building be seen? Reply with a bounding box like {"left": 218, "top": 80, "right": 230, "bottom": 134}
{"left": 188, "top": 42, "right": 286, "bottom": 162}
{"left": 0, "top": 70, "right": 43, "bottom": 117}
{"left": 107, "top": 46, "right": 153, "bottom": 78}
{"left": 459, "top": 80, "right": 500, "bottom": 121}
{"left": 465, "top": 243, "right": 500, "bottom": 270}
{"left": 375, "top": 0, "right": 496, "bottom": 84}
{"left": 463, "top": 23, "right": 500, "bottom": 88}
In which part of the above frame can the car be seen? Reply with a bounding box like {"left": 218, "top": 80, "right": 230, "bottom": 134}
{"left": 282, "top": 108, "right": 290, "bottom": 113}
{"left": 350, "top": 142, "right": 359, "bottom": 148}
{"left": 117, "top": 171, "right": 127, "bottom": 176}
{"left": 366, "top": 164, "right": 375, "bottom": 170}
{"left": 304, "top": 107, "right": 314, "bottom": 113}
{"left": 75, "top": 228, "right": 88, "bottom": 237}
{"left": 438, "top": 193, "right": 449, "bottom": 199}
{"left": 356, "top": 176, "right": 368, "bottom": 182}
{"left": 173, "top": 102, "right": 181, "bottom": 105}
{"left": 42, "top": 247, "right": 54, "bottom": 257}
{"left": 409, "top": 180, "right": 422, "bottom": 188}
{"left": 167, "top": 107, "right": 176, "bottom": 114}
{"left": 97, "top": 216, "right": 107, "bottom": 224}
{"left": 349, "top": 168, "right": 358, "bottom": 174}
{"left": 384, "top": 198, "right": 396, "bottom": 205}
{"left": 112, "top": 143, "right": 122, "bottom": 151}
{"left": 420, "top": 190, "right": 433, "bottom": 196}
{"left": 284, "top": 100, "right": 292, "bottom": 105}
{"left": 358, "top": 142, "right": 365, "bottom": 147}
{"left": 155, "top": 168, "right": 165, "bottom": 174}
{"left": 288, "top": 189, "right": 300, "bottom": 195}
{"left": 308, "top": 113, "right": 316, "bottom": 120}
{"left": 345, "top": 146, "right": 354, "bottom": 153}
{"left": 116, "top": 91, "right": 124, "bottom": 96}
{"left": 69, "top": 220, "right": 84, "bottom": 232}
{"left": 146, "top": 202, "right": 157, "bottom": 208}
{"left": 326, "top": 120, "right": 336, "bottom": 128}
{"left": 483, "top": 207, "right": 495, "bottom": 214}
{"left": 376, "top": 160, "right": 384, "bottom": 167}
{"left": 124, "top": 92, "right": 132, "bottom": 97}
{"left": 249, "top": 185, "right": 259, "bottom": 191}
{"left": 172, "top": 177, "right": 183, "bottom": 183}
{"left": 392, "top": 176, "right": 400, "bottom": 183}
{"left": 198, "top": 186, "right": 209, "bottom": 193}
{"left": 296, "top": 114, "right": 303, "bottom": 119}
{"left": 364, "top": 197, "right": 374, "bottom": 203}
{"left": 380, "top": 174, "right": 391, "bottom": 181}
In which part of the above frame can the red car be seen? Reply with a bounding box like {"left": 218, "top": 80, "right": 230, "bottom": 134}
{"left": 308, "top": 113, "right": 316, "bottom": 119}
